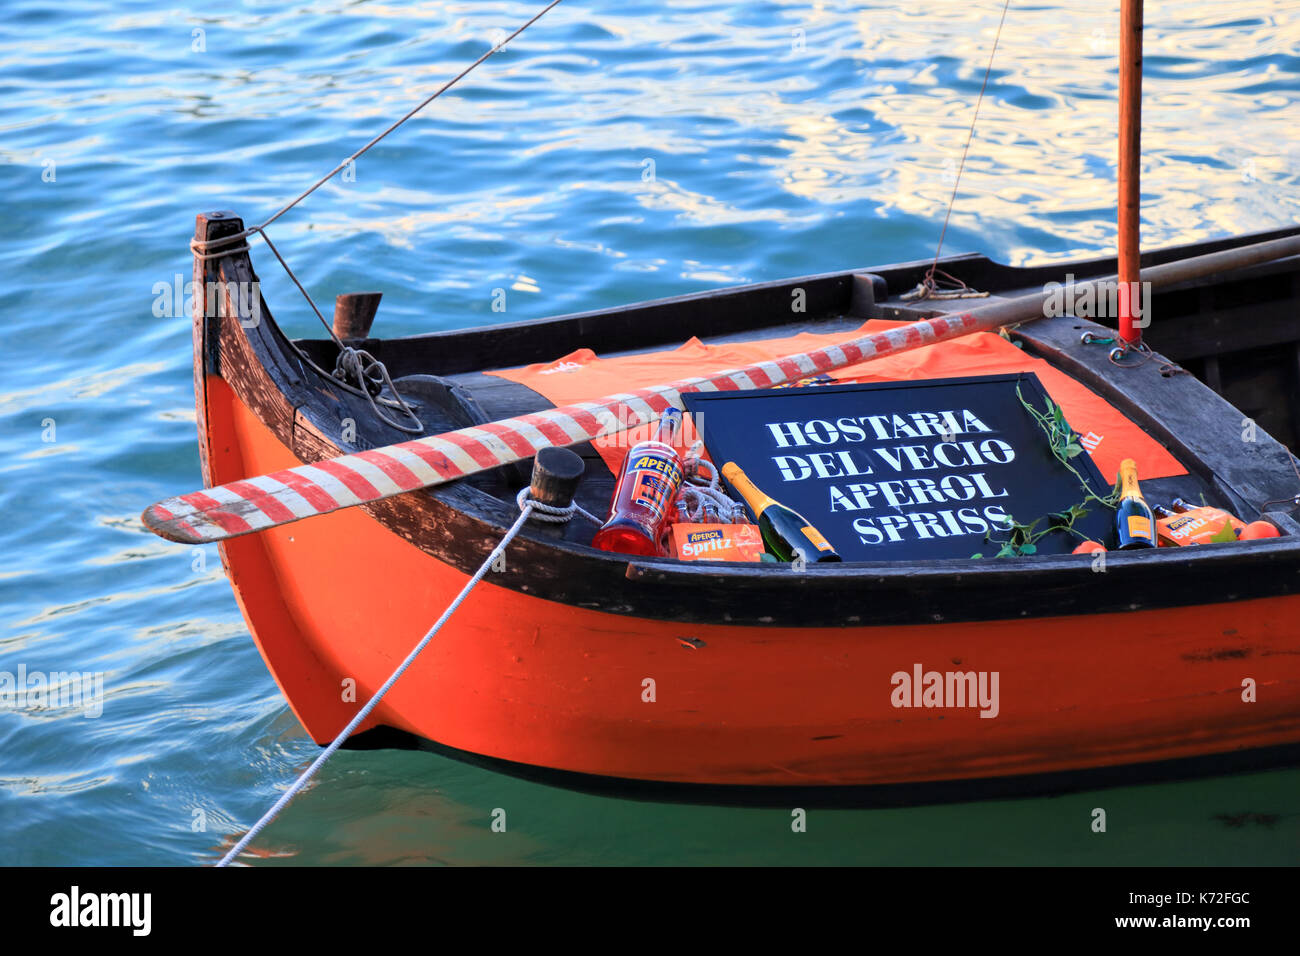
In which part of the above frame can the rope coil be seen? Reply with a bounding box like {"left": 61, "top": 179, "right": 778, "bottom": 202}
{"left": 678, "top": 451, "right": 748, "bottom": 523}
{"left": 192, "top": 223, "right": 426, "bottom": 434}
{"left": 515, "top": 486, "right": 601, "bottom": 525}
{"left": 189, "top": 237, "right": 251, "bottom": 260}
{"left": 333, "top": 346, "right": 423, "bottom": 433}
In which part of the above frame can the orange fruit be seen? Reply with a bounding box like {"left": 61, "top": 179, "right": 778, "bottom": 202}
{"left": 1073, "top": 540, "right": 1106, "bottom": 554}
{"left": 1239, "top": 521, "right": 1280, "bottom": 540}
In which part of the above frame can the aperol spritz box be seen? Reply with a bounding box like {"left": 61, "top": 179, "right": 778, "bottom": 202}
{"left": 1156, "top": 506, "right": 1245, "bottom": 546}
{"left": 669, "top": 523, "right": 765, "bottom": 562}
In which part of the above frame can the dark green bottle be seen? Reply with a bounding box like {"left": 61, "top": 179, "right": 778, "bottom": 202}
{"left": 721, "top": 462, "right": 841, "bottom": 563}
{"left": 1115, "top": 457, "right": 1155, "bottom": 549}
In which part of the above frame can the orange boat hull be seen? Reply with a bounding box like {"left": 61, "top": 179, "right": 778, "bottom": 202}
{"left": 205, "top": 374, "right": 1300, "bottom": 794}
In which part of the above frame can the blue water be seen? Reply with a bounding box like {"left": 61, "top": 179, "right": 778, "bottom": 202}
{"left": 2, "top": 0, "right": 1298, "bottom": 865}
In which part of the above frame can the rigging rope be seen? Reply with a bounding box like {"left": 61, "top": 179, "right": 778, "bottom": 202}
{"left": 258, "top": 0, "right": 565, "bottom": 236}
{"left": 912, "top": 0, "right": 1013, "bottom": 302}
{"left": 192, "top": 0, "right": 566, "bottom": 432}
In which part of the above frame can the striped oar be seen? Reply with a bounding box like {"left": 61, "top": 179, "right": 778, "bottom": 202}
{"left": 140, "top": 234, "right": 1300, "bottom": 545}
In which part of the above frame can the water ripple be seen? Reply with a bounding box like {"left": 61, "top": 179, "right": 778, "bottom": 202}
{"left": 1, "top": 0, "right": 1297, "bottom": 865}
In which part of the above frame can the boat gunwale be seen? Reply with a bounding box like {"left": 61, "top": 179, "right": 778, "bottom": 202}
{"left": 298, "top": 222, "right": 1300, "bottom": 363}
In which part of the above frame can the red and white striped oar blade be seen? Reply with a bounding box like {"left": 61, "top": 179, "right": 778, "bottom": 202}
{"left": 141, "top": 311, "right": 985, "bottom": 544}
{"left": 143, "top": 403, "right": 659, "bottom": 544}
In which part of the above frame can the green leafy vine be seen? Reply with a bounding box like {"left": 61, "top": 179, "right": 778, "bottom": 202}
{"left": 971, "top": 384, "right": 1121, "bottom": 558}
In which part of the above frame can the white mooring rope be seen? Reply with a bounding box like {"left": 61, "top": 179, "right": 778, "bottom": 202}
{"left": 217, "top": 496, "right": 555, "bottom": 867}
{"left": 515, "top": 486, "right": 602, "bottom": 525}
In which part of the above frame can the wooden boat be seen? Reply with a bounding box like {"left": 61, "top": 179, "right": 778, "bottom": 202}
{"left": 187, "top": 208, "right": 1300, "bottom": 804}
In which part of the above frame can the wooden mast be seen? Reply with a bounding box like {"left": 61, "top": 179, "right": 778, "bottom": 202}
{"left": 1118, "top": 0, "right": 1143, "bottom": 345}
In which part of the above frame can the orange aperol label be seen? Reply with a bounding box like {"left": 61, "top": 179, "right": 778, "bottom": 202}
{"left": 1156, "top": 507, "right": 1245, "bottom": 546}
{"left": 670, "top": 523, "right": 765, "bottom": 562}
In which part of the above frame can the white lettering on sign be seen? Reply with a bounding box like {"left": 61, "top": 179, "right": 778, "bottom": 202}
{"left": 765, "top": 410, "right": 991, "bottom": 448}
{"left": 851, "top": 505, "right": 1012, "bottom": 545}
{"left": 750, "top": 402, "right": 1042, "bottom": 551}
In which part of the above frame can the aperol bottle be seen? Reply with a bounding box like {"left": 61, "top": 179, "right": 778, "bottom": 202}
{"left": 591, "top": 409, "right": 685, "bottom": 556}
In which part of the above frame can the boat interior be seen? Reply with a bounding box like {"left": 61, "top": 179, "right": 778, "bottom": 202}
{"left": 276, "top": 224, "right": 1300, "bottom": 553}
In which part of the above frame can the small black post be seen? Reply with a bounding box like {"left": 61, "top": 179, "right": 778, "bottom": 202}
{"left": 530, "top": 447, "right": 584, "bottom": 509}
{"left": 332, "top": 291, "right": 383, "bottom": 340}
{"left": 848, "top": 273, "right": 888, "bottom": 318}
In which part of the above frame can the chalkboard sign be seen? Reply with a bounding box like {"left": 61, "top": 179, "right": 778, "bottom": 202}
{"left": 683, "top": 373, "right": 1114, "bottom": 562}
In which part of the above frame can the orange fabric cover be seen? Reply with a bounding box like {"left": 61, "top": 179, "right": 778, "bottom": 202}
{"left": 487, "top": 321, "right": 1186, "bottom": 483}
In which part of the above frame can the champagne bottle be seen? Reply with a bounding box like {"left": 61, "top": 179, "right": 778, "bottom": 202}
{"left": 721, "top": 462, "right": 841, "bottom": 563}
{"left": 1115, "top": 458, "right": 1155, "bottom": 549}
